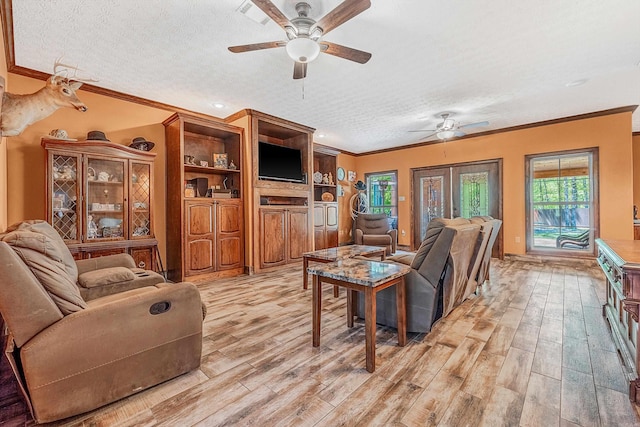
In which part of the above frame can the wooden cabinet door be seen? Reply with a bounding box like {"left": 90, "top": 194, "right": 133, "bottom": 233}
{"left": 130, "top": 247, "right": 154, "bottom": 270}
{"left": 48, "top": 151, "right": 82, "bottom": 244}
{"left": 260, "top": 208, "right": 287, "bottom": 268}
{"left": 217, "top": 201, "right": 243, "bottom": 270}
{"left": 325, "top": 203, "right": 339, "bottom": 248}
{"left": 313, "top": 203, "right": 326, "bottom": 250}
{"left": 287, "top": 208, "right": 309, "bottom": 262}
{"left": 186, "top": 201, "right": 215, "bottom": 276}
{"left": 129, "top": 161, "right": 154, "bottom": 240}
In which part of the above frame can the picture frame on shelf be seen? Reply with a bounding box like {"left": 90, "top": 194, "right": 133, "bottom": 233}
{"left": 348, "top": 170, "right": 356, "bottom": 182}
{"left": 213, "top": 153, "right": 228, "bottom": 169}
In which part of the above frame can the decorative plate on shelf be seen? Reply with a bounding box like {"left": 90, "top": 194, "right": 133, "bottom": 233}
{"left": 336, "top": 167, "right": 345, "bottom": 181}
{"left": 321, "top": 192, "right": 334, "bottom": 202}
{"left": 313, "top": 171, "right": 323, "bottom": 184}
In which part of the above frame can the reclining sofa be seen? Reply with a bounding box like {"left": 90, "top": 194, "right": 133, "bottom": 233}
{"left": 0, "top": 220, "right": 204, "bottom": 423}
{"left": 358, "top": 216, "right": 501, "bottom": 333}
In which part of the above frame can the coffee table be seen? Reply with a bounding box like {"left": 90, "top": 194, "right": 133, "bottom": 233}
{"left": 302, "top": 245, "right": 386, "bottom": 292}
{"left": 308, "top": 258, "right": 410, "bottom": 373}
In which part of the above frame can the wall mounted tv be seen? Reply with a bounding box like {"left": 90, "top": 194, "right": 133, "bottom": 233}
{"left": 258, "top": 141, "right": 305, "bottom": 183}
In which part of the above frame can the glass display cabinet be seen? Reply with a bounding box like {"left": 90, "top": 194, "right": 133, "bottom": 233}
{"left": 43, "top": 138, "right": 159, "bottom": 270}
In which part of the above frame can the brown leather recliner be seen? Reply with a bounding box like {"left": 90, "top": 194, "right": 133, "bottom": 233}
{"left": 354, "top": 213, "right": 398, "bottom": 255}
{"left": 0, "top": 221, "right": 203, "bottom": 423}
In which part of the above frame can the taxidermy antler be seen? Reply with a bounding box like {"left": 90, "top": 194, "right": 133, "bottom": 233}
{"left": 0, "top": 60, "right": 97, "bottom": 137}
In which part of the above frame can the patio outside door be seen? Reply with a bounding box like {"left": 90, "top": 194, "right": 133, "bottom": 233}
{"left": 412, "top": 160, "right": 502, "bottom": 256}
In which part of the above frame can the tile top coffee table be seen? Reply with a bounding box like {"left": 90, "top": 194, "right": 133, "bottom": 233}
{"left": 307, "top": 258, "right": 410, "bottom": 373}
{"left": 302, "top": 245, "right": 386, "bottom": 290}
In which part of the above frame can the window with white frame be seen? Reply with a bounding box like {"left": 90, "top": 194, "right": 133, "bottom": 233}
{"left": 526, "top": 149, "right": 598, "bottom": 254}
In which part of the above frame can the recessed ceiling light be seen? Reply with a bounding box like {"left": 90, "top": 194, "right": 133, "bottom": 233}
{"left": 565, "top": 79, "right": 588, "bottom": 87}
{"left": 212, "top": 103, "right": 225, "bottom": 109}
{"left": 317, "top": 134, "right": 325, "bottom": 138}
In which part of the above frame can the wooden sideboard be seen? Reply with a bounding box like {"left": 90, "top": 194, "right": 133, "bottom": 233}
{"left": 596, "top": 238, "right": 640, "bottom": 403}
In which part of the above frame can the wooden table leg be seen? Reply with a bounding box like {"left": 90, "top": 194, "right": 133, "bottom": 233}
{"left": 364, "top": 287, "right": 376, "bottom": 373}
{"left": 312, "top": 274, "right": 321, "bottom": 347}
{"left": 303, "top": 256, "right": 309, "bottom": 289}
{"left": 347, "top": 289, "right": 355, "bottom": 327}
{"left": 333, "top": 285, "right": 339, "bottom": 297}
{"left": 396, "top": 278, "right": 406, "bottom": 347}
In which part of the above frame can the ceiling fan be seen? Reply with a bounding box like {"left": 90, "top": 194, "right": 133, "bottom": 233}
{"left": 409, "top": 113, "right": 490, "bottom": 141}
{"left": 228, "top": 0, "right": 372, "bottom": 79}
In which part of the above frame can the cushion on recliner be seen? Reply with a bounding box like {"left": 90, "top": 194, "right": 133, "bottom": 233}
{"left": 78, "top": 267, "right": 135, "bottom": 288}
{"left": 3, "top": 220, "right": 78, "bottom": 282}
{"left": 411, "top": 217, "right": 471, "bottom": 269}
{"left": 362, "top": 235, "right": 392, "bottom": 246}
{"left": 1, "top": 229, "right": 87, "bottom": 315}
{"left": 411, "top": 219, "right": 447, "bottom": 269}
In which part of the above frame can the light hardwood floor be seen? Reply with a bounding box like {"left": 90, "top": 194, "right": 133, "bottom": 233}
{"left": 7, "top": 259, "right": 640, "bottom": 426}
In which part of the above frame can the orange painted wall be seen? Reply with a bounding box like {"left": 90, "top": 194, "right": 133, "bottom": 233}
{"left": 353, "top": 112, "right": 634, "bottom": 255}
{"left": 4, "top": 73, "right": 174, "bottom": 260}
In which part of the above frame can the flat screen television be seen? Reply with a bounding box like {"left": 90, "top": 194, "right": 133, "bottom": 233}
{"left": 258, "top": 141, "right": 305, "bottom": 183}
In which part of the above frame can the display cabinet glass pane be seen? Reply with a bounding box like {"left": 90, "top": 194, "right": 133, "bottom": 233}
{"left": 131, "top": 162, "right": 151, "bottom": 238}
{"left": 51, "top": 154, "right": 79, "bottom": 240}
{"left": 86, "top": 158, "right": 125, "bottom": 240}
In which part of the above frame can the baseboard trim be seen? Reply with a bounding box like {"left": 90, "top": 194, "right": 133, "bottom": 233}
{"left": 504, "top": 253, "right": 598, "bottom": 267}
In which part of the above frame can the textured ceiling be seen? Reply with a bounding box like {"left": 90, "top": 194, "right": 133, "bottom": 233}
{"left": 9, "top": 0, "right": 640, "bottom": 153}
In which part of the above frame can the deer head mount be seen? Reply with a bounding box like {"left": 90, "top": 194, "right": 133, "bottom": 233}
{"left": 0, "top": 60, "right": 97, "bottom": 137}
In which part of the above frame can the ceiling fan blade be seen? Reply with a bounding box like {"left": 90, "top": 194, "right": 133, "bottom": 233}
{"left": 319, "top": 42, "right": 371, "bottom": 64}
{"left": 314, "top": 0, "right": 371, "bottom": 35}
{"left": 408, "top": 129, "right": 437, "bottom": 133}
{"left": 228, "top": 41, "right": 286, "bottom": 53}
{"left": 419, "top": 132, "right": 438, "bottom": 140}
{"left": 458, "top": 120, "right": 489, "bottom": 130}
{"left": 293, "top": 62, "right": 307, "bottom": 79}
{"left": 251, "top": 0, "right": 291, "bottom": 29}
{"left": 453, "top": 130, "right": 466, "bottom": 137}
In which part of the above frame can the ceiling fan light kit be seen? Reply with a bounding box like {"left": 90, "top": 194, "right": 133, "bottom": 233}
{"left": 437, "top": 130, "right": 456, "bottom": 140}
{"left": 286, "top": 37, "right": 320, "bottom": 63}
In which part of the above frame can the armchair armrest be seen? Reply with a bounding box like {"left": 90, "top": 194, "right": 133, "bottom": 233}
{"left": 355, "top": 229, "right": 364, "bottom": 245}
{"left": 75, "top": 253, "right": 136, "bottom": 274}
{"left": 387, "top": 229, "right": 398, "bottom": 253}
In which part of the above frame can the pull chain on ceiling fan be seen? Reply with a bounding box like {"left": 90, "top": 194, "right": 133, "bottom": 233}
{"left": 228, "top": 0, "right": 372, "bottom": 79}
{"left": 409, "top": 113, "right": 490, "bottom": 140}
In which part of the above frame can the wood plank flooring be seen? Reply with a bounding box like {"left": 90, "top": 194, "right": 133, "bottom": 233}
{"left": 3, "top": 259, "right": 640, "bottom": 426}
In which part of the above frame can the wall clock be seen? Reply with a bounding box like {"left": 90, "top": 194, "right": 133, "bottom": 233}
{"left": 336, "top": 167, "right": 346, "bottom": 181}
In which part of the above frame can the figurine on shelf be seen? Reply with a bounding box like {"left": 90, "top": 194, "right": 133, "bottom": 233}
{"left": 87, "top": 215, "right": 98, "bottom": 239}
{"left": 322, "top": 173, "right": 329, "bottom": 184}
{"left": 328, "top": 172, "right": 334, "bottom": 185}
{"left": 228, "top": 159, "right": 237, "bottom": 170}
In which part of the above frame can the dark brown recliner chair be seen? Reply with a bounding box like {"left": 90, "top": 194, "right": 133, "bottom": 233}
{"left": 0, "top": 221, "right": 203, "bottom": 423}
{"left": 354, "top": 213, "right": 398, "bottom": 255}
